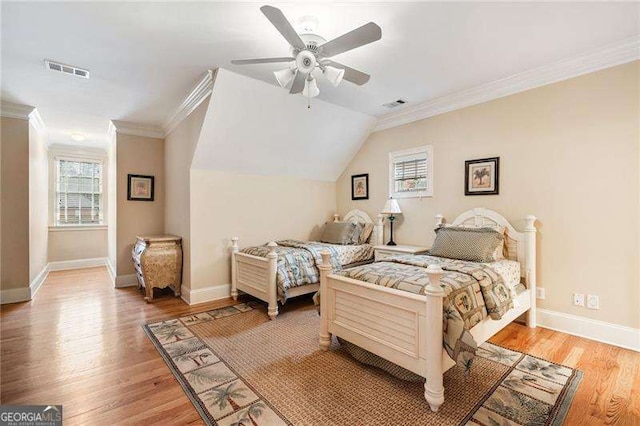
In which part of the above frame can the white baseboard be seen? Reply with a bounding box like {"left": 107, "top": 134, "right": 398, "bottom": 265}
{"left": 106, "top": 259, "right": 116, "bottom": 284}
{"left": 29, "top": 264, "right": 50, "bottom": 299}
{"left": 48, "top": 257, "right": 108, "bottom": 271}
{"left": 537, "top": 308, "right": 640, "bottom": 352}
{"left": 181, "top": 283, "right": 231, "bottom": 305}
{"left": 0, "top": 264, "right": 50, "bottom": 304}
{"left": 0, "top": 286, "right": 32, "bottom": 304}
{"left": 115, "top": 273, "right": 138, "bottom": 288}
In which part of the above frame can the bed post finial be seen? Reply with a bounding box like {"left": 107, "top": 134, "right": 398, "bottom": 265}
{"left": 319, "top": 250, "right": 332, "bottom": 350}
{"left": 374, "top": 214, "right": 384, "bottom": 246}
{"left": 266, "top": 242, "right": 279, "bottom": 320}
{"left": 231, "top": 237, "right": 239, "bottom": 301}
{"left": 523, "top": 216, "right": 537, "bottom": 328}
{"left": 435, "top": 214, "right": 444, "bottom": 227}
{"left": 424, "top": 264, "right": 445, "bottom": 412}
{"left": 333, "top": 213, "right": 340, "bottom": 223}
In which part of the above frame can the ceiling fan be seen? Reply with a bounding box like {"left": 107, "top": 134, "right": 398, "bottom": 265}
{"left": 231, "top": 5, "right": 382, "bottom": 100}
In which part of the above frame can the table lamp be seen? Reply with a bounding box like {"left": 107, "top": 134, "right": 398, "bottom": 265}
{"left": 381, "top": 198, "right": 402, "bottom": 246}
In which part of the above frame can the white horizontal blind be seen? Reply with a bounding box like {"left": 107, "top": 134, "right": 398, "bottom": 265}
{"left": 394, "top": 157, "right": 428, "bottom": 193}
{"left": 389, "top": 146, "right": 433, "bottom": 198}
{"left": 56, "top": 159, "right": 103, "bottom": 225}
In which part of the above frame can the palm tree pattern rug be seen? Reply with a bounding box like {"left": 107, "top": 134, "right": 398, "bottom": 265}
{"left": 143, "top": 301, "right": 582, "bottom": 426}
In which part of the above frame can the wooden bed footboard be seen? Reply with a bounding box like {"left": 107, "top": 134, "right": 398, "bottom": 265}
{"left": 318, "top": 251, "right": 448, "bottom": 412}
{"left": 231, "top": 238, "right": 279, "bottom": 320}
{"left": 317, "top": 209, "right": 537, "bottom": 413}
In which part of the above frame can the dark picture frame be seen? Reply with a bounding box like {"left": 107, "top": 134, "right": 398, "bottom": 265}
{"left": 351, "top": 173, "right": 369, "bottom": 200}
{"left": 465, "top": 157, "right": 499, "bottom": 196}
{"left": 127, "top": 174, "right": 155, "bottom": 201}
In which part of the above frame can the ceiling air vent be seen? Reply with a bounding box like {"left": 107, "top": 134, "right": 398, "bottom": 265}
{"left": 44, "top": 60, "right": 90, "bottom": 79}
{"left": 383, "top": 99, "right": 407, "bottom": 109}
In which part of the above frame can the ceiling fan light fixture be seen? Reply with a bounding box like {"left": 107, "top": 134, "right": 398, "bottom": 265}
{"left": 274, "top": 67, "right": 295, "bottom": 88}
{"left": 323, "top": 66, "right": 345, "bottom": 87}
{"left": 303, "top": 77, "right": 320, "bottom": 98}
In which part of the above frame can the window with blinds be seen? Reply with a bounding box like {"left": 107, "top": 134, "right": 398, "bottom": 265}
{"left": 55, "top": 159, "right": 103, "bottom": 225}
{"left": 389, "top": 146, "right": 433, "bottom": 198}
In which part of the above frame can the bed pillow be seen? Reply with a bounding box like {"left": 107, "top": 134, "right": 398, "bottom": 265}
{"left": 350, "top": 222, "right": 364, "bottom": 244}
{"left": 320, "top": 222, "right": 357, "bottom": 245}
{"left": 442, "top": 223, "right": 507, "bottom": 260}
{"left": 429, "top": 226, "right": 503, "bottom": 262}
{"left": 358, "top": 222, "right": 374, "bottom": 244}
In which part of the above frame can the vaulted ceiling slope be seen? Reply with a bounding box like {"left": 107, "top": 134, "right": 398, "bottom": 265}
{"left": 1, "top": 2, "right": 638, "bottom": 149}
{"left": 192, "top": 69, "right": 375, "bottom": 181}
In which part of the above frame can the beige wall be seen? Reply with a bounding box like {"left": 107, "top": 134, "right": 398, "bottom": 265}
{"left": 48, "top": 229, "right": 107, "bottom": 262}
{"left": 190, "top": 169, "right": 336, "bottom": 290}
{"left": 338, "top": 61, "right": 640, "bottom": 329}
{"left": 116, "top": 133, "right": 164, "bottom": 276}
{"left": 28, "top": 122, "right": 48, "bottom": 281}
{"left": 165, "top": 98, "right": 210, "bottom": 289}
{"left": 1, "top": 117, "right": 30, "bottom": 291}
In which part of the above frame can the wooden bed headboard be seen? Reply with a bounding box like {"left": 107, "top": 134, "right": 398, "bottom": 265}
{"left": 435, "top": 208, "right": 537, "bottom": 284}
{"left": 334, "top": 209, "right": 384, "bottom": 246}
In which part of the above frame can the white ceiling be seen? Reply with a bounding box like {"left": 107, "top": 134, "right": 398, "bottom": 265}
{"left": 2, "top": 2, "right": 639, "bottom": 149}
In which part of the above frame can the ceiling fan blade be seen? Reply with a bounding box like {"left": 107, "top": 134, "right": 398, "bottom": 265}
{"left": 260, "top": 5, "right": 306, "bottom": 50}
{"left": 324, "top": 60, "right": 370, "bottom": 85}
{"left": 231, "top": 57, "right": 295, "bottom": 65}
{"left": 289, "top": 71, "right": 305, "bottom": 94}
{"left": 320, "top": 22, "right": 382, "bottom": 58}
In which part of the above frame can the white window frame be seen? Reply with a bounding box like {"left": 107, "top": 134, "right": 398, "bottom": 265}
{"left": 388, "top": 145, "right": 434, "bottom": 199}
{"left": 51, "top": 154, "right": 106, "bottom": 229}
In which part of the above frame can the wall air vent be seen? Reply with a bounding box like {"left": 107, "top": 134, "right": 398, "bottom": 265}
{"left": 383, "top": 99, "right": 407, "bottom": 109}
{"left": 44, "top": 60, "right": 90, "bottom": 79}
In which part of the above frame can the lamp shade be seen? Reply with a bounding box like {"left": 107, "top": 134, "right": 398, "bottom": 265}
{"left": 303, "top": 77, "right": 320, "bottom": 98}
{"left": 323, "top": 66, "right": 345, "bottom": 87}
{"left": 381, "top": 198, "right": 402, "bottom": 215}
{"left": 274, "top": 68, "right": 295, "bottom": 88}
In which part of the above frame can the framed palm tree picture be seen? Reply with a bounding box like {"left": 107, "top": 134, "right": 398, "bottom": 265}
{"left": 465, "top": 157, "right": 499, "bottom": 195}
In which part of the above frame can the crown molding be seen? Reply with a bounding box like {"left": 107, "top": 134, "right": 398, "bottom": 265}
{"left": 107, "top": 120, "right": 117, "bottom": 138}
{"left": 162, "top": 69, "right": 216, "bottom": 137}
{"left": 374, "top": 36, "right": 640, "bottom": 132}
{"left": 110, "top": 120, "right": 164, "bottom": 139}
{"left": 0, "top": 101, "right": 35, "bottom": 120}
{"left": 29, "top": 108, "right": 49, "bottom": 143}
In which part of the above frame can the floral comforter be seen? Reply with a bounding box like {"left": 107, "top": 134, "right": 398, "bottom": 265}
{"left": 241, "top": 240, "right": 374, "bottom": 302}
{"left": 335, "top": 254, "right": 513, "bottom": 371}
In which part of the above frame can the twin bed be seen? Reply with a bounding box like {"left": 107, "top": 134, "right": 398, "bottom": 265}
{"left": 231, "top": 209, "right": 384, "bottom": 319}
{"left": 231, "top": 207, "right": 537, "bottom": 413}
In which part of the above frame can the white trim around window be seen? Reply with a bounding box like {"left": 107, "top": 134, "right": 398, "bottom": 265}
{"left": 388, "top": 145, "right": 434, "bottom": 199}
{"left": 49, "top": 148, "right": 108, "bottom": 229}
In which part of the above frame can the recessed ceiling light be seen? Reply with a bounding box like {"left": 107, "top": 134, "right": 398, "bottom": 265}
{"left": 71, "top": 133, "right": 86, "bottom": 141}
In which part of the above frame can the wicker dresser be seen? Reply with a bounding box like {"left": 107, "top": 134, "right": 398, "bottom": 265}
{"left": 132, "top": 235, "right": 182, "bottom": 302}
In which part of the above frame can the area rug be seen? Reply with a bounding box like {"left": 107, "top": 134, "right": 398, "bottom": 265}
{"left": 143, "top": 301, "right": 582, "bottom": 426}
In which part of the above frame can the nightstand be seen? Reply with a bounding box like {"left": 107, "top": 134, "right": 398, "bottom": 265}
{"left": 374, "top": 245, "right": 430, "bottom": 262}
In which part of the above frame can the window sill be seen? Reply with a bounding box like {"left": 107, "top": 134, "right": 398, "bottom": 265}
{"left": 49, "top": 225, "right": 108, "bottom": 232}
{"left": 390, "top": 192, "right": 433, "bottom": 199}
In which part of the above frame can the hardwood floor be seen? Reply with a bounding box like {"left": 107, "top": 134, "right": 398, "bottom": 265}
{"left": 1, "top": 267, "right": 638, "bottom": 425}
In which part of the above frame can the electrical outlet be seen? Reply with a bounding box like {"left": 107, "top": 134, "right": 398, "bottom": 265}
{"left": 573, "top": 293, "right": 585, "bottom": 307}
{"left": 536, "top": 288, "right": 546, "bottom": 300}
{"left": 587, "top": 294, "right": 599, "bottom": 310}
